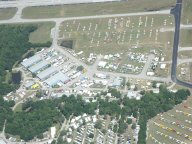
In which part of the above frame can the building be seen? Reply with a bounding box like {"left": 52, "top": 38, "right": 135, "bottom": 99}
{"left": 160, "top": 64, "right": 166, "bottom": 69}
{"left": 37, "top": 66, "right": 57, "bottom": 80}
{"left": 127, "top": 90, "right": 142, "bottom": 100}
{"left": 111, "top": 77, "right": 123, "bottom": 88}
{"left": 51, "top": 127, "right": 56, "bottom": 138}
{"left": 98, "top": 61, "right": 107, "bottom": 68}
{"left": 45, "top": 72, "right": 70, "bottom": 87}
{"left": 147, "top": 71, "right": 155, "bottom": 76}
{"left": 21, "top": 55, "right": 41, "bottom": 68}
{"left": 28, "top": 60, "right": 49, "bottom": 73}
{"left": 0, "top": 139, "right": 6, "bottom": 144}
{"left": 24, "top": 81, "right": 35, "bottom": 89}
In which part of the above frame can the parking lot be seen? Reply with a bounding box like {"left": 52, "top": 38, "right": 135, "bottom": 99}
{"left": 147, "top": 97, "right": 192, "bottom": 144}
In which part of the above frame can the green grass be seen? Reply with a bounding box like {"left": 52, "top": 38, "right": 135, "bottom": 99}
{"left": 182, "top": 0, "right": 192, "bottom": 24}
{"left": 177, "top": 63, "right": 192, "bottom": 83}
{"left": 147, "top": 97, "right": 192, "bottom": 144}
{"left": 0, "top": 8, "right": 17, "bottom": 20}
{"left": 59, "top": 15, "right": 174, "bottom": 59}
{"left": 29, "top": 22, "right": 55, "bottom": 44}
{"left": 4, "top": 71, "right": 12, "bottom": 84}
{"left": 178, "top": 51, "right": 192, "bottom": 59}
{"left": 22, "top": 0, "right": 175, "bottom": 19}
{"left": 180, "top": 30, "right": 192, "bottom": 47}
{"left": 14, "top": 103, "right": 23, "bottom": 112}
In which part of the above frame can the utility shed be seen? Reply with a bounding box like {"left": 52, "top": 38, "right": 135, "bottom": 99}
{"left": 45, "top": 72, "right": 70, "bottom": 87}
{"left": 21, "top": 55, "right": 41, "bottom": 68}
{"left": 37, "top": 66, "right": 57, "bottom": 80}
{"left": 28, "top": 60, "right": 48, "bottom": 73}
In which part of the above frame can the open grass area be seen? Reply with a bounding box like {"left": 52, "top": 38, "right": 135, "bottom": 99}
{"left": 29, "top": 22, "right": 55, "bottom": 44}
{"left": 147, "top": 96, "right": 192, "bottom": 144}
{"left": 14, "top": 103, "right": 23, "bottom": 112}
{"left": 177, "top": 62, "right": 192, "bottom": 83}
{"left": 22, "top": 0, "right": 175, "bottom": 19}
{"left": 178, "top": 50, "right": 192, "bottom": 59}
{"left": 59, "top": 15, "right": 174, "bottom": 60}
{"left": 180, "top": 30, "right": 192, "bottom": 47}
{"left": 182, "top": 0, "right": 192, "bottom": 24}
{"left": 0, "top": 8, "right": 17, "bottom": 20}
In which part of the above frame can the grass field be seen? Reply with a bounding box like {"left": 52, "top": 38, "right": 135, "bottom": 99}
{"left": 29, "top": 22, "right": 55, "bottom": 44}
{"left": 14, "top": 103, "right": 23, "bottom": 112}
{"left": 178, "top": 51, "right": 192, "bottom": 59}
{"left": 177, "top": 62, "right": 192, "bottom": 83}
{"left": 182, "top": 0, "right": 192, "bottom": 24}
{"left": 0, "top": 8, "right": 17, "bottom": 20}
{"left": 59, "top": 15, "right": 174, "bottom": 60}
{"left": 180, "top": 30, "right": 192, "bottom": 47}
{"left": 147, "top": 96, "right": 192, "bottom": 144}
{"left": 22, "top": 0, "right": 175, "bottom": 19}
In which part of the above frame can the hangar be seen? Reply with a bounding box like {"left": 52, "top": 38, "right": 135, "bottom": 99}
{"left": 37, "top": 66, "right": 58, "bottom": 80}
{"left": 44, "top": 72, "right": 70, "bottom": 87}
{"left": 28, "top": 60, "right": 49, "bottom": 73}
{"left": 21, "top": 55, "right": 41, "bottom": 68}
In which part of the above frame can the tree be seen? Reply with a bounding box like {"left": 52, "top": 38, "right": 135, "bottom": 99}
{"left": 36, "top": 90, "right": 45, "bottom": 98}
{"left": 113, "top": 124, "right": 118, "bottom": 133}
{"left": 101, "top": 129, "right": 107, "bottom": 134}
{"left": 152, "top": 81, "right": 157, "bottom": 88}
{"left": 108, "top": 88, "right": 121, "bottom": 98}
{"left": 60, "top": 130, "right": 67, "bottom": 136}
{"left": 140, "top": 90, "right": 146, "bottom": 95}
{"left": 127, "top": 118, "right": 132, "bottom": 125}
{"left": 94, "top": 120, "right": 102, "bottom": 129}
{"left": 133, "top": 86, "right": 138, "bottom": 91}
{"left": 88, "top": 133, "right": 94, "bottom": 139}
{"left": 118, "top": 119, "right": 127, "bottom": 134}
{"left": 51, "top": 140, "right": 56, "bottom": 144}
{"left": 37, "top": 133, "right": 44, "bottom": 139}
{"left": 131, "top": 123, "right": 136, "bottom": 130}
{"left": 57, "top": 136, "right": 64, "bottom": 144}
{"left": 126, "top": 81, "right": 131, "bottom": 87}
{"left": 76, "top": 65, "right": 84, "bottom": 71}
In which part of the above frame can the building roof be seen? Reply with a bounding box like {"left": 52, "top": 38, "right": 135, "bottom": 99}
{"left": 25, "top": 81, "right": 35, "bottom": 88}
{"left": 0, "top": 139, "right": 6, "bottom": 144}
{"left": 98, "top": 61, "right": 107, "bottom": 67}
{"left": 45, "top": 72, "right": 69, "bottom": 86}
{"left": 112, "top": 77, "right": 123, "bottom": 87}
{"left": 37, "top": 66, "right": 57, "bottom": 80}
{"left": 21, "top": 55, "right": 41, "bottom": 68}
{"left": 28, "top": 60, "right": 49, "bottom": 73}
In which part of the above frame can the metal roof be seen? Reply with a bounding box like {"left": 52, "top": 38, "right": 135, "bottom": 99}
{"left": 25, "top": 81, "right": 35, "bottom": 88}
{"left": 21, "top": 55, "right": 41, "bottom": 68}
{"left": 28, "top": 60, "right": 48, "bottom": 73}
{"left": 44, "top": 72, "right": 70, "bottom": 86}
{"left": 37, "top": 66, "right": 57, "bottom": 80}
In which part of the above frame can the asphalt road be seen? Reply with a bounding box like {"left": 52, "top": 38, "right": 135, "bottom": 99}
{"left": 0, "top": 9, "right": 170, "bottom": 25}
{"left": 171, "top": 0, "right": 192, "bottom": 88}
{"left": 0, "top": 0, "right": 121, "bottom": 8}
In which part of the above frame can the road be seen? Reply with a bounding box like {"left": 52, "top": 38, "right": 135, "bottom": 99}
{"left": 170, "top": 0, "right": 192, "bottom": 88}
{"left": 0, "top": 9, "right": 171, "bottom": 25}
{"left": 178, "top": 47, "right": 192, "bottom": 51}
{"left": 160, "top": 24, "right": 192, "bottom": 32}
{"left": 0, "top": 0, "right": 121, "bottom": 8}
